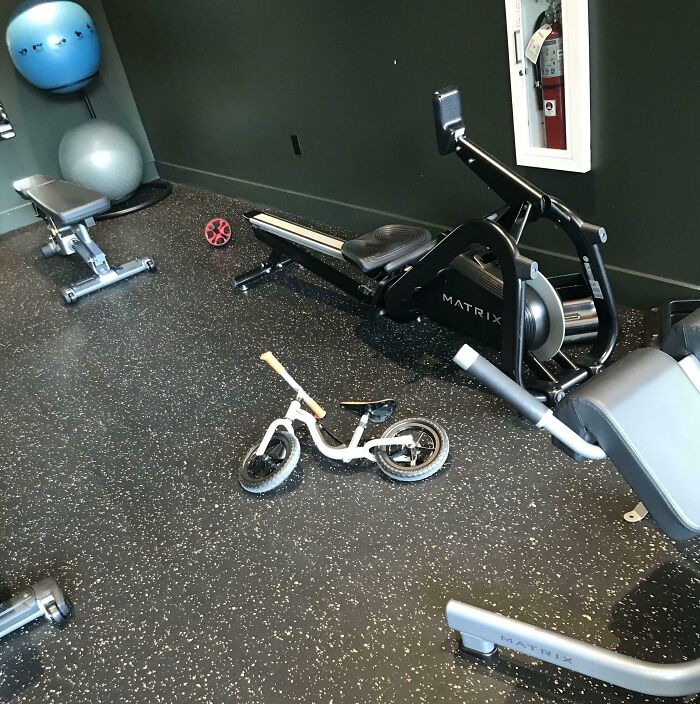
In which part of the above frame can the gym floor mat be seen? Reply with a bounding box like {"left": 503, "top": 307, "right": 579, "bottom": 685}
{"left": 0, "top": 185, "right": 697, "bottom": 704}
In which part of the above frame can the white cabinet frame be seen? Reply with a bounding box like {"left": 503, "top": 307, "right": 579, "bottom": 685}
{"left": 505, "top": 0, "right": 591, "bottom": 172}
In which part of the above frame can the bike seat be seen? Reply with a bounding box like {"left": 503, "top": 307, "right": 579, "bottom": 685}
{"left": 341, "top": 225, "right": 434, "bottom": 273}
{"left": 339, "top": 399, "right": 397, "bottom": 423}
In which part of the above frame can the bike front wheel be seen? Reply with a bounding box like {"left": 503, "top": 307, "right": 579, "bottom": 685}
{"left": 239, "top": 430, "right": 300, "bottom": 494}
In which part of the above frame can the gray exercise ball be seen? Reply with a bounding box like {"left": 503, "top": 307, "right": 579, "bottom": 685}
{"left": 59, "top": 119, "right": 144, "bottom": 202}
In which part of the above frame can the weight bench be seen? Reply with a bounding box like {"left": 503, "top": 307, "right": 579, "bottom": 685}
{"left": 448, "top": 308, "right": 700, "bottom": 697}
{"left": 13, "top": 175, "right": 155, "bottom": 304}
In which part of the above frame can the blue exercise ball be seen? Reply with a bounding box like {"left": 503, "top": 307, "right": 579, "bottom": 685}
{"left": 59, "top": 120, "right": 144, "bottom": 202}
{"left": 5, "top": 1, "right": 101, "bottom": 94}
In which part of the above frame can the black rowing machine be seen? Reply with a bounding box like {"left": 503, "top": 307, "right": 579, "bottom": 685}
{"left": 233, "top": 86, "right": 618, "bottom": 404}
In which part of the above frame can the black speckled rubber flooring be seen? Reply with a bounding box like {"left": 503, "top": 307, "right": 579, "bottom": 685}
{"left": 0, "top": 185, "right": 698, "bottom": 704}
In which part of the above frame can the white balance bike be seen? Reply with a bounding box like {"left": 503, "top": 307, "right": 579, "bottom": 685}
{"left": 239, "top": 352, "right": 450, "bottom": 493}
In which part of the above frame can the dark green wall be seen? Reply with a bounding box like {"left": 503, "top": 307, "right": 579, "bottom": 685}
{"left": 102, "top": 0, "right": 700, "bottom": 305}
{"left": 0, "top": 0, "right": 156, "bottom": 234}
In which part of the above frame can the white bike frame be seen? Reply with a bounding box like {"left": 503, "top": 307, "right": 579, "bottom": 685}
{"left": 256, "top": 352, "right": 415, "bottom": 463}
{"left": 256, "top": 398, "right": 415, "bottom": 463}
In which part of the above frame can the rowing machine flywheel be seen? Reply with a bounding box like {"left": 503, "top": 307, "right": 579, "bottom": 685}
{"left": 205, "top": 218, "right": 232, "bottom": 247}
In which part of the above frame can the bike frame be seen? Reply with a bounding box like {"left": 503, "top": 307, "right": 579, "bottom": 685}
{"left": 256, "top": 395, "right": 415, "bottom": 463}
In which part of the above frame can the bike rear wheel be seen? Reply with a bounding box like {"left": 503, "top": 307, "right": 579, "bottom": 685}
{"left": 375, "top": 418, "right": 449, "bottom": 482}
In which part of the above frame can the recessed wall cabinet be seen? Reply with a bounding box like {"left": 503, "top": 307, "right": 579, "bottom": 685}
{"left": 505, "top": 0, "right": 591, "bottom": 172}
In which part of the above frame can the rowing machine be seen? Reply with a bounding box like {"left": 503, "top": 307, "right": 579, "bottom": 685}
{"left": 234, "top": 87, "right": 618, "bottom": 404}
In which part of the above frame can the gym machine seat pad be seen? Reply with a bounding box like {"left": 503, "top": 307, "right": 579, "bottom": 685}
{"left": 555, "top": 344, "right": 700, "bottom": 540}
{"left": 14, "top": 174, "right": 110, "bottom": 226}
{"left": 341, "top": 224, "right": 434, "bottom": 273}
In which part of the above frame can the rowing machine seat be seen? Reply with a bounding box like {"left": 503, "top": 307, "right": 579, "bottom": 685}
{"left": 341, "top": 224, "right": 434, "bottom": 273}
{"left": 340, "top": 399, "right": 397, "bottom": 423}
{"left": 555, "top": 338, "right": 700, "bottom": 540}
{"left": 14, "top": 175, "right": 110, "bottom": 226}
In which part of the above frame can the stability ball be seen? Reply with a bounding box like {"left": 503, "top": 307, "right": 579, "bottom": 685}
{"left": 5, "top": 0, "right": 101, "bottom": 94}
{"left": 59, "top": 120, "right": 144, "bottom": 202}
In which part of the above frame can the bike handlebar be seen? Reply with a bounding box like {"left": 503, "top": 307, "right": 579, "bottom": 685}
{"left": 260, "top": 351, "right": 286, "bottom": 376}
{"left": 260, "top": 352, "right": 327, "bottom": 419}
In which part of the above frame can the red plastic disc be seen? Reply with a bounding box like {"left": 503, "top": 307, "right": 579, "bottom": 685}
{"left": 205, "top": 218, "right": 232, "bottom": 247}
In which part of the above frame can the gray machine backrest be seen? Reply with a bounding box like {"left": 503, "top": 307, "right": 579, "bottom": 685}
{"left": 556, "top": 348, "right": 700, "bottom": 540}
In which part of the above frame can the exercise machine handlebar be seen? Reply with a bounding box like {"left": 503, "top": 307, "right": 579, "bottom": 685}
{"left": 453, "top": 344, "right": 606, "bottom": 460}
{"left": 260, "top": 352, "right": 326, "bottom": 419}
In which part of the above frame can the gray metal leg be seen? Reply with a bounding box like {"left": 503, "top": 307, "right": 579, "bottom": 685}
{"left": 52, "top": 224, "right": 156, "bottom": 304}
{"left": 446, "top": 600, "right": 700, "bottom": 697}
{"left": 0, "top": 578, "right": 70, "bottom": 638}
{"left": 62, "top": 256, "right": 156, "bottom": 304}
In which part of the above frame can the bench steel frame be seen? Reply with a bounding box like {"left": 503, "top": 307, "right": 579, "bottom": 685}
{"left": 0, "top": 578, "right": 69, "bottom": 639}
{"left": 41, "top": 215, "right": 155, "bottom": 304}
{"left": 15, "top": 174, "right": 156, "bottom": 304}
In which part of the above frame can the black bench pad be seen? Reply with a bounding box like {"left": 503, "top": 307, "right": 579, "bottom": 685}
{"left": 13, "top": 175, "right": 110, "bottom": 226}
{"left": 341, "top": 224, "right": 433, "bottom": 273}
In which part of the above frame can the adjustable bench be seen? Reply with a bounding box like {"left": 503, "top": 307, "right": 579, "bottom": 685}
{"left": 13, "top": 175, "right": 155, "bottom": 304}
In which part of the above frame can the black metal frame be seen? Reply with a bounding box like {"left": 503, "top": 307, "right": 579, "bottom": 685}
{"left": 234, "top": 87, "right": 619, "bottom": 402}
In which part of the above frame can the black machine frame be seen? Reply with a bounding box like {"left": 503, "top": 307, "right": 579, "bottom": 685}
{"left": 235, "top": 87, "right": 618, "bottom": 404}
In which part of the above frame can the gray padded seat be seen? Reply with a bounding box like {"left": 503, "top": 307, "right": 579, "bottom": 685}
{"left": 661, "top": 307, "right": 700, "bottom": 359}
{"left": 13, "top": 174, "right": 53, "bottom": 194}
{"left": 555, "top": 348, "right": 700, "bottom": 540}
{"left": 13, "top": 175, "right": 110, "bottom": 226}
{"left": 341, "top": 224, "right": 434, "bottom": 273}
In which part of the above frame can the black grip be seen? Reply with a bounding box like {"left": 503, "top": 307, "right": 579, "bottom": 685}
{"left": 469, "top": 355, "right": 548, "bottom": 425}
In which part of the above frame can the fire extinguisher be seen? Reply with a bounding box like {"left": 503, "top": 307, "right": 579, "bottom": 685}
{"left": 534, "top": 3, "right": 566, "bottom": 150}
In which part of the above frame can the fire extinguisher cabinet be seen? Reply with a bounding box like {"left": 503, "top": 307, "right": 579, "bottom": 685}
{"left": 505, "top": 0, "right": 591, "bottom": 172}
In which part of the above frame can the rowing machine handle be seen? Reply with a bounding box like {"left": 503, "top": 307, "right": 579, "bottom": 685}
{"left": 433, "top": 87, "right": 466, "bottom": 156}
{"left": 260, "top": 352, "right": 327, "bottom": 419}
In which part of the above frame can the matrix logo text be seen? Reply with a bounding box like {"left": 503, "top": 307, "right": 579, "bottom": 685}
{"left": 442, "top": 294, "right": 501, "bottom": 325}
{"left": 501, "top": 636, "right": 574, "bottom": 664}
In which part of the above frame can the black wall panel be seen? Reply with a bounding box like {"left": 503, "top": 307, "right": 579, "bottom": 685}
{"left": 102, "top": 0, "right": 700, "bottom": 304}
